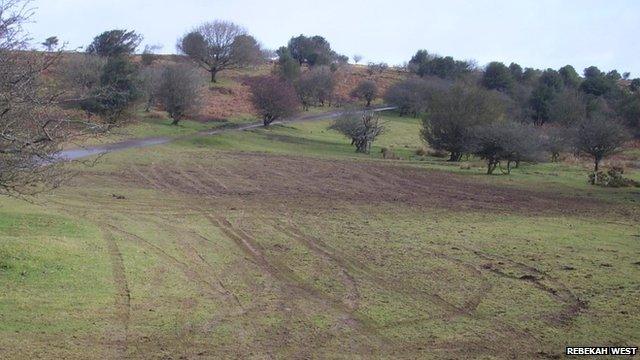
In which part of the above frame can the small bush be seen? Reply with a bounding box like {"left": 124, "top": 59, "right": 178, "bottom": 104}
{"left": 415, "top": 147, "right": 428, "bottom": 156}
{"left": 588, "top": 166, "right": 640, "bottom": 187}
{"left": 381, "top": 148, "right": 401, "bottom": 160}
{"left": 427, "top": 149, "right": 449, "bottom": 158}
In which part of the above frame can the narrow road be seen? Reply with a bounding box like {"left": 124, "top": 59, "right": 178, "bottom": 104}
{"left": 57, "top": 107, "right": 396, "bottom": 161}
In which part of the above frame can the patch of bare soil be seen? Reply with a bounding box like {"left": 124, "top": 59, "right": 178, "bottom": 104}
{"left": 119, "top": 152, "right": 616, "bottom": 216}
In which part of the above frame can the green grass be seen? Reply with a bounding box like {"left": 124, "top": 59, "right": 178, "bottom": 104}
{"left": 0, "top": 200, "right": 112, "bottom": 337}
{"left": 1, "top": 111, "right": 639, "bottom": 358}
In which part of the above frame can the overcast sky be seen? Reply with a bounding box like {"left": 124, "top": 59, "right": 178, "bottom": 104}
{"left": 25, "top": 0, "right": 640, "bottom": 76}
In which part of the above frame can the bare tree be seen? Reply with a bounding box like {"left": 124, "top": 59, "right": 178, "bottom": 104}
{"left": 572, "top": 115, "right": 628, "bottom": 173}
{"left": 248, "top": 76, "right": 299, "bottom": 126}
{"left": 469, "top": 122, "right": 543, "bottom": 175}
{"left": 351, "top": 80, "right": 378, "bottom": 107}
{"left": 543, "top": 127, "right": 570, "bottom": 162}
{"left": 178, "top": 20, "right": 263, "bottom": 83}
{"left": 139, "top": 65, "right": 163, "bottom": 112}
{"left": 157, "top": 64, "right": 203, "bottom": 125}
{"left": 294, "top": 66, "right": 335, "bottom": 110}
{"left": 141, "top": 44, "right": 162, "bottom": 66}
{"left": 384, "top": 77, "right": 450, "bottom": 117}
{"left": 352, "top": 54, "right": 362, "bottom": 64}
{"left": 0, "top": 0, "right": 68, "bottom": 195}
{"left": 58, "top": 54, "right": 106, "bottom": 105}
{"left": 330, "top": 111, "right": 384, "bottom": 153}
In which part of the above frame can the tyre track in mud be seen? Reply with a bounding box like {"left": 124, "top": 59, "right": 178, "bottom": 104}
{"left": 268, "top": 220, "right": 361, "bottom": 311}
{"left": 104, "top": 230, "right": 131, "bottom": 360}
{"left": 138, "top": 215, "right": 244, "bottom": 310}
{"left": 271, "top": 219, "right": 466, "bottom": 317}
{"left": 205, "top": 213, "right": 397, "bottom": 354}
{"left": 104, "top": 223, "right": 235, "bottom": 303}
{"left": 465, "top": 247, "right": 587, "bottom": 325}
{"left": 271, "top": 219, "right": 544, "bottom": 358}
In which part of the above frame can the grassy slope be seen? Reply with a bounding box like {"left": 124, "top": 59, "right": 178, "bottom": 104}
{"left": 1, "top": 112, "right": 639, "bottom": 359}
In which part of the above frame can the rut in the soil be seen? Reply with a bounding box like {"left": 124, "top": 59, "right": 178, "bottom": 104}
{"left": 206, "top": 213, "right": 397, "bottom": 354}
{"left": 464, "top": 246, "right": 587, "bottom": 325}
{"left": 139, "top": 215, "right": 244, "bottom": 309}
{"left": 268, "top": 219, "right": 361, "bottom": 311}
{"left": 105, "top": 223, "right": 234, "bottom": 302}
{"left": 120, "top": 153, "right": 616, "bottom": 217}
{"left": 104, "top": 231, "right": 130, "bottom": 359}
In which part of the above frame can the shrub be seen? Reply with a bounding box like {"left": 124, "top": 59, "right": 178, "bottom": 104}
{"left": 330, "top": 111, "right": 384, "bottom": 153}
{"left": 366, "top": 62, "right": 388, "bottom": 75}
{"left": 157, "top": 64, "right": 202, "bottom": 125}
{"left": 470, "top": 121, "right": 544, "bottom": 174}
{"left": 384, "top": 77, "right": 448, "bottom": 117}
{"left": 248, "top": 76, "right": 300, "bottom": 126}
{"left": 351, "top": 80, "right": 378, "bottom": 107}
{"left": 589, "top": 167, "right": 640, "bottom": 187}
{"left": 572, "top": 115, "right": 628, "bottom": 172}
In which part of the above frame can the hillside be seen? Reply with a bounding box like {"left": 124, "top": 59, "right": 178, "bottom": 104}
{"left": 139, "top": 56, "right": 408, "bottom": 122}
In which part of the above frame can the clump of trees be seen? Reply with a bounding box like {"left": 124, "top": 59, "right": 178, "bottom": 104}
{"left": 384, "top": 77, "right": 449, "bottom": 117}
{"left": 408, "top": 50, "right": 472, "bottom": 79}
{"left": 178, "top": 21, "right": 265, "bottom": 82}
{"left": 275, "top": 46, "right": 301, "bottom": 81}
{"left": 421, "top": 85, "right": 506, "bottom": 161}
{"left": 469, "top": 122, "right": 543, "bottom": 174}
{"left": 351, "top": 80, "right": 378, "bottom": 107}
{"left": 248, "top": 76, "right": 300, "bottom": 126}
{"left": 389, "top": 46, "right": 638, "bottom": 180}
{"left": 330, "top": 111, "right": 384, "bottom": 153}
{"left": 294, "top": 66, "right": 336, "bottom": 110}
{"left": 482, "top": 62, "right": 514, "bottom": 92}
{"left": 156, "top": 64, "right": 203, "bottom": 125}
{"left": 287, "top": 34, "right": 347, "bottom": 67}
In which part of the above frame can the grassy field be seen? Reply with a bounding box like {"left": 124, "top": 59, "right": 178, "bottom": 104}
{"left": 1, "top": 112, "right": 639, "bottom": 359}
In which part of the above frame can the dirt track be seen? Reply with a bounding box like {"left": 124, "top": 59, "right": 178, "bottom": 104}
{"left": 56, "top": 107, "right": 395, "bottom": 161}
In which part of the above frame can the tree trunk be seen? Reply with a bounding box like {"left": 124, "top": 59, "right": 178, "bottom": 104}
{"left": 487, "top": 160, "right": 498, "bottom": 175}
{"left": 210, "top": 69, "right": 218, "bottom": 83}
{"left": 594, "top": 158, "right": 599, "bottom": 172}
{"left": 448, "top": 152, "right": 462, "bottom": 162}
{"left": 171, "top": 118, "right": 180, "bottom": 126}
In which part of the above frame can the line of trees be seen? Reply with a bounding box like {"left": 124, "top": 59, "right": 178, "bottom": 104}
{"left": 383, "top": 49, "right": 636, "bottom": 178}
{"left": 2, "top": 0, "right": 637, "bottom": 196}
